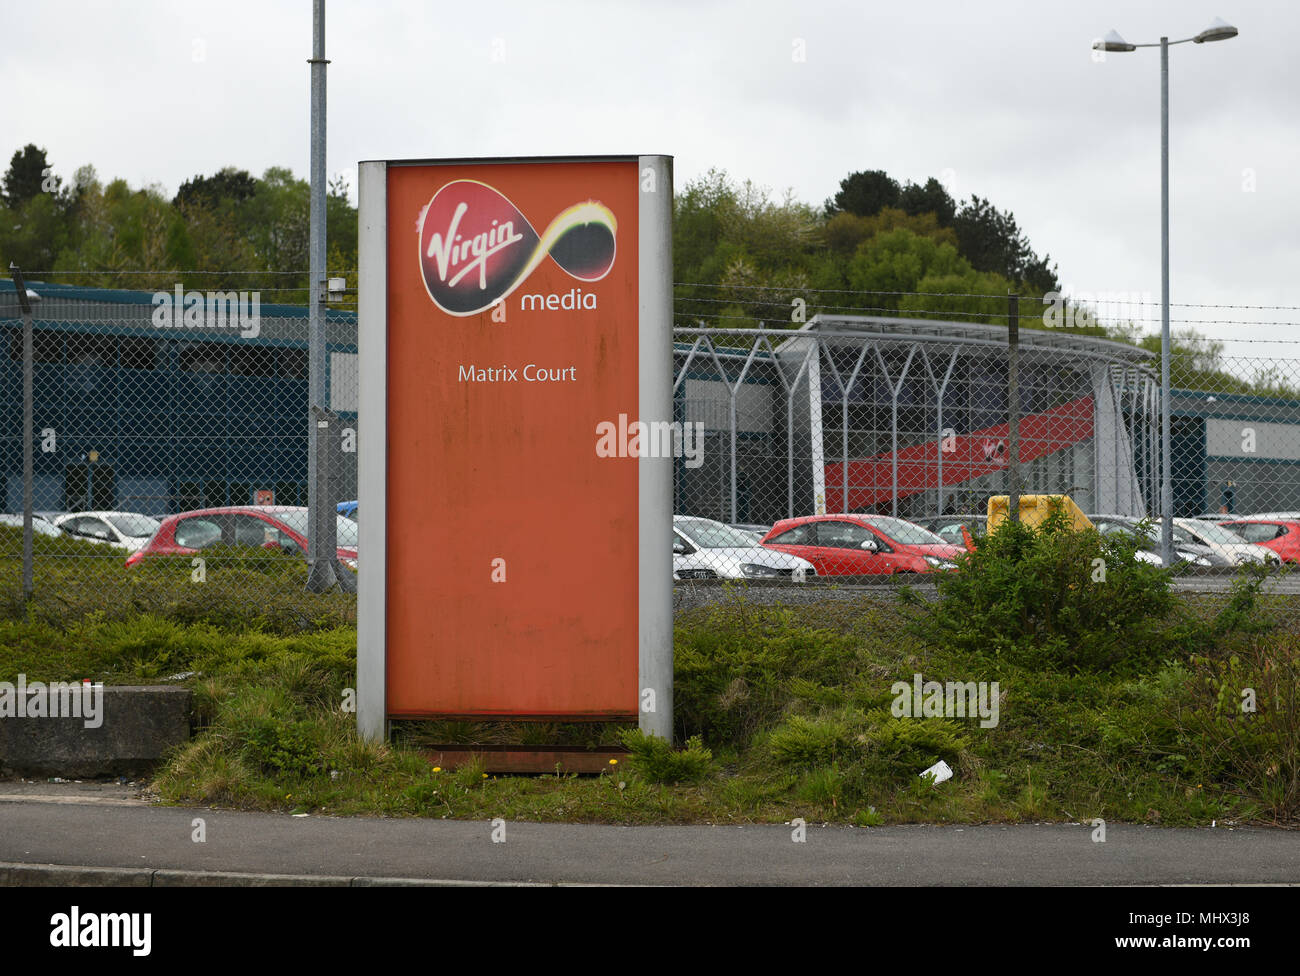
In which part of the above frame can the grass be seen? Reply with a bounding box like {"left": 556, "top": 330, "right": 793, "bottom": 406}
{"left": 1, "top": 530, "right": 1298, "bottom": 827}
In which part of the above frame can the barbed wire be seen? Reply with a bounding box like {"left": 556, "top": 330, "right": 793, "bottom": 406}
{"left": 14, "top": 274, "right": 1300, "bottom": 313}
{"left": 9, "top": 270, "right": 1300, "bottom": 339}
{"left": 674, "top": 296, "right": 1300, "bottom": 331}
{"left": 675, "top": 281, "right": 1300, "bottom": 312}
{"left": 19, "top": 270, "right": 320, "bottom": 277}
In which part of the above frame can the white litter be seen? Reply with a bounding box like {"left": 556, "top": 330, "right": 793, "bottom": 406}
{"left": 919, "top": 760, "right": 953, "bottom": 785}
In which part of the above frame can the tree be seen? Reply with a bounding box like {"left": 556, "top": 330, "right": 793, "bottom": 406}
{"left": 822, "top": 207, "right": 956, "bottom": 255}
{"left": 846, "top": 227, "right": 970, "bottom": 314}
{"left": 953, "top": 195, "right": 1058, "bottom": 294}
{"left": 897, "top": 177, "right": 956, "bottom": 225}
{"left": 2, "top": 144, "right": 59, "bottom": 209}
{"left": 825, "top": 170, "right": 900, "bottom": 218}
{"left": 173, "top": 167, "right": 257, "bottom": 211}
{"left": 0, "top": 192, "right": 68, "bottom": 272}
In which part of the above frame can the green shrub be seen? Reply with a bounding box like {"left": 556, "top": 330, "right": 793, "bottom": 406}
{"left": 673, "top": 602, "right": 860, "bottom": 745}
{"left": 856, "top": 708, "right": 970, "bottom": 778}
{"left": 1178, "top": 633, "right": 1300, "bottom": 820}
{"left": 796, "top": 763, "right": 847, "bottom": 806}
{"left": 0, "top": 526, "right": 355, "bottom": 635}
{"left": 243, "top": 717, "right": 323, "bottom": 776}
{"left": 768, "top": 714, "right": 857, "bottom": 768}
{"left": 620, "top": 729, "right": 714, "bottom": 784}
{"left": 903, "top": 509, "right": 1189, "bottom": 673}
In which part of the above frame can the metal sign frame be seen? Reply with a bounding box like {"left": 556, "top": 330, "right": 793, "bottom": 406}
{"left": 356, "top": 155, "right": 673, "bottom": 743}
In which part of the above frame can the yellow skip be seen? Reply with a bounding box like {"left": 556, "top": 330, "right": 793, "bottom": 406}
{"left": 986, "top": 494, "right": 1093, "bottom": 534}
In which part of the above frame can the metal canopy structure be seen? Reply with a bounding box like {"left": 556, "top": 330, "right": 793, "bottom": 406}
{"left": 673, "top": 316, "right": 1160, "bottom": 526}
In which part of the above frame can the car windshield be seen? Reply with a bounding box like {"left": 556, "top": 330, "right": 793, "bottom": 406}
{"left": 1182, "top": 520, "right": 1248, "bottom": 545}
{"left": 676, "top": 519, "right": 759, "bottom": 549}
{"left": 862, "top": 516, "right": 946, "bottom": 545}
{"left": 268, "top": 510, "right": 359, "bottom": 548}
{"left": 106, "top": 514, "right": 160, "bottom": 537}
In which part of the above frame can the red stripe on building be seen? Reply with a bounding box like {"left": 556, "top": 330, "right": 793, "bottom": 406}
{"left": 824, "top": 396, "right": 1094, "bottom": 509}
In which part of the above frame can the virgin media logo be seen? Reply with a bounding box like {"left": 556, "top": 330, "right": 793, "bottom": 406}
{"left": 417, "top": 179, "right": 618, "bottom": 316}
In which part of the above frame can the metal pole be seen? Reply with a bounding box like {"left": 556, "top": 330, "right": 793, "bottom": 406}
{"left": 1160, "top": 36, "right": 1173, "bottom": 565}
{"left": 11, "top": 265, "right": 34, "bottom": 600}
{"left": 935, "top": 385, "right": 944, "bottom": 515}
{"left": 933, "top": 348, "right": 958, "bottom": 515}
{"left": 1007, "top": 292, "right": 1020, "bottom": 522}
{"left": 729, "top": 388, "right": 738, "bottom": 522}
{"left": 786, "top": 394, "right": 795, "bottom": 518}
{"left": 306, "top": 0, "right": 338, "bottom": 591}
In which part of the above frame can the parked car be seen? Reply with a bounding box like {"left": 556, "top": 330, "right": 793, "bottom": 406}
{"left": 1167, "top": 517, "right": 1277, "bottom": 566}
{"left": 125, "top": 506, "right": 358, "bottom": 568}
{"left": 673, "top": 516, "right": 814, "bottom": 581}
{"left": 1220, "top": 518, "right": 1300, "bottom": 564}
{"left": 0, "top": 513, "right": 63, "bottom": 537}
{"left": 54, "top": 511, "right": 161, "bottom": 551}
{"left": 914, "top": 515, "right": 986, "bottom": 549}
{"left": 760, "top": 513, "right": 962, "bottom": 576}
{"left": 1088, "top": 514, "right": 1215, "bottom": 568}
{"left": 727, "top": 522, "right": 772, "bottom": 543}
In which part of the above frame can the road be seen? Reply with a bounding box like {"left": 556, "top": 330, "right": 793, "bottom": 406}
{"left": 0, "top": 783, "right": 1296, "bottom": 886}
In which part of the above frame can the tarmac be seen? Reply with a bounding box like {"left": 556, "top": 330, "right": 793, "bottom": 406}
{"left": 1, "top": 780, "right": 1297, "bottom": 887}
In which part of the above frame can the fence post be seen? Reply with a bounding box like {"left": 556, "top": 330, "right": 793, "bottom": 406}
{"left": 10, "top": 265, "right": 34, "bottom": 599}
{"left": 1008, "top": 292, "right": 1020, "bottom": 522}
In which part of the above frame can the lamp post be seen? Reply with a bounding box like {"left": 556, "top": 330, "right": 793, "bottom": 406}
{"left": 1093, "top": 18, "right": 1238, "bottom": 567}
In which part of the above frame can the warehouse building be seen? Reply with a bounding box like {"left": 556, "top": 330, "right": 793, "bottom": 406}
{"left": 0, "top": 280, "right": 357, "bottom": 515}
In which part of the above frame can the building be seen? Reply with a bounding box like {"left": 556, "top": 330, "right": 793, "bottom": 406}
{"left": 0, "top": 279, "right": 357, "bottom": 515}
{"left": 674, "top": 315, "right": 1166, "bottom": 523}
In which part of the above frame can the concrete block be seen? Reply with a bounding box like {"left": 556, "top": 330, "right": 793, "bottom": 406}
{"left": 0, "top": 685, "right": 191, "bottom": 778}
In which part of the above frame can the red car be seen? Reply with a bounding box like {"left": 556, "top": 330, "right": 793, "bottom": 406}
{"left": 125, "top": 506, "right": 358, "bottom": 568}
{"left": 1220, "top": 519, "right": 1300, "bottom": 564}
{"left": 760, "top": 514, "right": 964, "bottom": 576}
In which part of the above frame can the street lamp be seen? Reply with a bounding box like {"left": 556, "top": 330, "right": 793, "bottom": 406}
{"left": 1092, "top": 18, "right": 1238, "bottom": 566}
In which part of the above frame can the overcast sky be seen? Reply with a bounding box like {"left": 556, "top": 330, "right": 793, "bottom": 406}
{"left": 5, "top": 0, "right": 1296, "bottom": 363}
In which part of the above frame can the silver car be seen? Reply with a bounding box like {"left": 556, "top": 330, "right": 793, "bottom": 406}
{"left": 55, "top": 511, "right": 161, "bottom": 551}
{"left": 1166, "top": 517, "right": 1278, "bottom": 566}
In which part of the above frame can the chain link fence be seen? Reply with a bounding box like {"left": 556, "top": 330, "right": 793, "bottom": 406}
{"left": 5, "top": 274, "right": 1300, "bottom": 621}
{"left": 0, "top": 275, "right": 357, "bottom": 625}
{"left": 671, "top": 308, "right": 1300, "bottom": 595}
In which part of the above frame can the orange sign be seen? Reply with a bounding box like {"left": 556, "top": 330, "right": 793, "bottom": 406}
{"left": 380, "top": 159, "right": 648, "bottom": 719}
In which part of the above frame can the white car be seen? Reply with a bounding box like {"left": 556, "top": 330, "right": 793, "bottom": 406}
{"left": 673, "top": 515, "right": 815, "bottom": 581}
{"left": 54, "top": 511, "right": 161, "bottom": 551}
{"left": 0, "top": 514, "right": 62, "bottom": 537}
{"left": 1165, "top": 517, "right": 1276, "bottom": 566}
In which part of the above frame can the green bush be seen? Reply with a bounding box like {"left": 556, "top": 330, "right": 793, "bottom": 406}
{"left": 768, "top": 714, "right": 856, "bottom": 767}
{"left": 620, "top": 729, "right": 714, "bottom": 784}
{"left": 243, "top": 717, "right": 323, "bottom": 776}
{"left": 1178, "top": 632, "right": 1300, "bottom": 820}
{"left": 0, "top": 529, "right": 355, "bottom": 635}
{"left": 856, "top": 709, "right": 970, "bottom": 778}
{"left": 903, "top": 509, "right": 1189, "bottom": 673}
{"left": 673, "top": 602, "right": 860, "bottom": 745}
